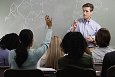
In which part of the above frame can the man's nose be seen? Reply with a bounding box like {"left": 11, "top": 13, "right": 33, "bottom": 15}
{"left": 83, "top": 11, "right": 86, "bottom": 15}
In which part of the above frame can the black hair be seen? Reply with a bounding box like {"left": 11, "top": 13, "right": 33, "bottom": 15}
{"left": 15, "top": 29, "right": 33, "bottom": 68}
{"left": 0, "top": 33, "right": 20, "bottom": 50}
{"left": 61, "top": 32, "right": 88, "bottom": 59}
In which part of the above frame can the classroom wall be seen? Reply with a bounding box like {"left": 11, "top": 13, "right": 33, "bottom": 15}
{"left": 0, "top": 0, "right": 115, "bottom": 48}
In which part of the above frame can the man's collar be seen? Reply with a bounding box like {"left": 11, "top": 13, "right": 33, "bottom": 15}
{"left": 83, "top": 18, "right": 92, "bottom": 23}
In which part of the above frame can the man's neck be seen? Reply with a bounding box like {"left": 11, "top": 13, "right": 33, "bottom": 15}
{"left": 84, "top": 17, "right": 91, "bottom": 21}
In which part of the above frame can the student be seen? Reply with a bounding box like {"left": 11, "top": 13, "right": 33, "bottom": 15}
{"left": 58, "top": 32, "right": 94, "bottom": 69}
{"left": 0, "top": 33, "right": 20, "bottom": 66}
{"left": 68, "top": 3, "right": 101, "bottom": 48}
{"left": 101, "top": 51, "right": 115, "bottom": 77}
{"left": 38, "top": 36, "right": 64, "bottom": 70}
{"left": 92, "top": 28, "right": 114, "bottom": 63}
{"left": 9, "top": 15, "right": 53, "bottom": 69}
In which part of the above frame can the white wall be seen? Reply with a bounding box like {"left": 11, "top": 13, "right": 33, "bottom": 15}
{"left": 0, "top": 0, "right": 115, "bottom": 48}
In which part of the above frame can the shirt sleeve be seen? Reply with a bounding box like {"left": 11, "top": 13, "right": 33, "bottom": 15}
{"left": 33, "top": 29, "right": 52, "bottom": 62}
{"left": 96, "top": 24, "right": 101, "bottom": 31}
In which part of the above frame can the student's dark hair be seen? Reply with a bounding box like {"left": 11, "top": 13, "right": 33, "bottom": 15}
{"left": 0, "top": 33, "right": 20, "bottom": 50}
{"left": 82, "top": 3, "right": 94, "bottom": 11}
{"left": 96, "top": 28, "right": 111, "bottom": 47}
{"left": 15, "top": 29, "right": 33, "bottom": 68}
{"left": 60, "top": 32, "right": 88, "bottom": 59}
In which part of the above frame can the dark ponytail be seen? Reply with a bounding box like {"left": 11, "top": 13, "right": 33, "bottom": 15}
{"left": 15, "top": 29, "right": 33, "bottom": 68}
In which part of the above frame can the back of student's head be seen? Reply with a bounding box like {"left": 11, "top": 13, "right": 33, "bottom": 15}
{"left": 96, "top": 28, "right": 111, "bottom": 47}
{"left": 19, "top": 29, "right": 33, "bottom": 48}
{"left": 61, "top": 32, "right": 88, "bottom": 58}
{"left": 48, "top": 36, "right": 63, "bottom": 56}
{"left": 44, "top": 36, "right": 64, "bottom": 70}
{"left": 15, "top": 29, "right": 33, "bottom": 68}
{"left": 0, "top": 33, "right": 20, "bottom": 50}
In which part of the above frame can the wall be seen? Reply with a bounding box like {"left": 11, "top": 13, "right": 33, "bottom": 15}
{"left": 0, "top": 0, "right": 115, "bottom": 48}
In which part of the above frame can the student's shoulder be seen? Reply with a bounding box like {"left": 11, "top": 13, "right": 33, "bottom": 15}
{"left": 106, "top": 51, "right": 115, "bottom": 57}
{"left": 83, "top": 53, "right": 92, "bottom": 59}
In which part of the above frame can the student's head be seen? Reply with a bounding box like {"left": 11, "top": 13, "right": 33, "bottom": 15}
{"left": 61, "top": 32, "right": 88, "bottom": 58}
{"left": 19, "top": 29, "right": 33, "bottom": 48}
{"left": 82, "top": 3, "right": 94, "bottom": 20}
{"left": 95, "top": 28, "right": 111, "bottom": 47}
{"left": 44, "top": 36, "right": 64, "bottom": 70}
{"left": 15, "top": 29, "right": 33, "bottom": 68}
{"left": 48, "top": 36, "right": 63, "bottom": 55}
{"left": 0, "top": 33, "right": 20, "bottom": 50}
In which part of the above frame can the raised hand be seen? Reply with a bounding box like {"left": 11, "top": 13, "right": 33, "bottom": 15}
{"left": 45, "top": 15, "right": 52, "bottom": 29}
{"left": 70, "top": 20, "right": 77, "bottom": 32}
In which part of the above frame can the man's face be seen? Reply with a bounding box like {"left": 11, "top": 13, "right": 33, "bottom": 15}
{"left": 82, "top": 7, "right": 93, "bottom": 20}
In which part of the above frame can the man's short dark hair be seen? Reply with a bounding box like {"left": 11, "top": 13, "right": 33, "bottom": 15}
{"left": 82, "top": 3, "right": 94, "bottom": 11}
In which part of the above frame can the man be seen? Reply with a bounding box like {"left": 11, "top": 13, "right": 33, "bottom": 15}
{"left": 68, "top": 3, "right": 101, "bottom": 48}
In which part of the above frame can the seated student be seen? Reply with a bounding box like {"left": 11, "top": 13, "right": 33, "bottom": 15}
{"left": 38, "top": 36, "right": 64, "bottom": 70}
{"left": 101, "top": 51, "right": 115, "bottom": 77}
{"left": 58, "top": 32, "right": 94, "bottom": 69}
{"left": 0, "top": 33, "right": 20, "bottom": 66}
{"left": 92, "top": 28, "right": 114, "bottom": 63}
{"left": 9, "top": 15, "right": 53, "bottom": 69}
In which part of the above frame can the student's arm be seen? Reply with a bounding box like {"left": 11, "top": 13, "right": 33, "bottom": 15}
{"left": 34, "top": 29, "right": 52, "bottom": 59}
{"left": 34, "top": 15, "right": 53, "bottom": 61}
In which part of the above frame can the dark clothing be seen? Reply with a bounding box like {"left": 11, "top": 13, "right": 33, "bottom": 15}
{"left": 58, "top": 53, "right": 94, "bottom": 69}
{"left": 101, "top": 51, "right": 115, "bottom": 77}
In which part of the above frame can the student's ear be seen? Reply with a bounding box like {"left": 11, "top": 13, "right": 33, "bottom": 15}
{"left": 30, "top": 39, "right": 34, "bottom": 47}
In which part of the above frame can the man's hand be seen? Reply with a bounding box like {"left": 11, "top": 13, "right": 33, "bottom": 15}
{"left": 85, "top": 35, "right": 97, "bottom": 46}
{"left": 85, "top": 35, "right": 94, "bottom": 42}
{"left": 70, "top": 20, "right": 77, "bottom": 32}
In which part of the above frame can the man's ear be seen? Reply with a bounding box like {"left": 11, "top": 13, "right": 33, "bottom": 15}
{"left": 91, "top": 11, "right": 93, "bottom": 15}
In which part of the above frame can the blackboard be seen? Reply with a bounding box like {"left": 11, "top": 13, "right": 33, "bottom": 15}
{"left": 0, "top": 0, "right": 115, "bottom": 48}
